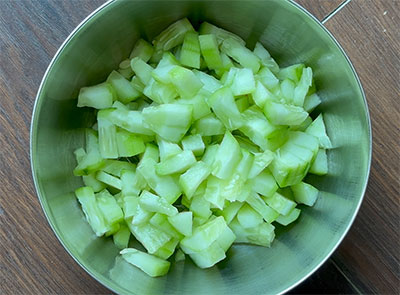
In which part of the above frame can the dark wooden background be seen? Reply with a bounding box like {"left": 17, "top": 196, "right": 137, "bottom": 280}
{"left": 0, "top": 0, "right": 399, "bottom": 294}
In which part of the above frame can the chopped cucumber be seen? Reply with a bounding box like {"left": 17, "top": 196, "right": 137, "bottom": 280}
{"left": 199, "top": 34, "right": 223, "bottom": 70}
{"left": 130, "top": 39, "right": 154, "bottom": 62}
{"left": 309, "top": 149, "right": 328, "bottom": 175}
{"left": 72, "top": 18, "right": 331, "bottom": 277}
{"left": 180, "top": 31, "right": 201, "bottom": 69}
{"left": 121, "top": 248, "right": 170, "bottom": 277}
{"left": 292, "top": 181, "right": 319, "bottom": 206}
{"left": 77, "top": 82, "right": 114, "bottom": 109}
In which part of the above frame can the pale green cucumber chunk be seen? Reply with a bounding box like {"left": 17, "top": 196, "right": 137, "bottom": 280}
{"left": 168, "top": 211, "right": 193, "bottom": 236}
{"left": 139, "top": 190, "right": 178, "bottom": 216}
{"left": 153, "top": 18, "right": 194, "bottom": 51}
{"left": 211, "top": 131, "right": 242, "bottom": 180}
{"left": 107, "top": 70, "right": 141, "bottom": 103}
{"left": 275, "top": 208, "right": 301, "bottom": 226}
{"left": 113, "top": 223, "right": 131, "bottom": 249}
{"left": 75, "top": 186, "right": 108, "bottom": 237}
{"left": 179, "top": 161, "right": 211, "bottom": 199}
{"left": 120, "top": 248, "right": 171, "bottom": 277}
{"left": 181, "top": 134, "right": 205, "bottom": 156}
{"left": 292, "top": 181, "right": 319, "bottom": 206}
{"left": 77, "top": 82, "right": 114, "bottom": 109}
{"left": 129, "top": 39, "right": 154, "bottom": 62}
{"left": 309, "top": 149, "right": 328, "bottom": 175}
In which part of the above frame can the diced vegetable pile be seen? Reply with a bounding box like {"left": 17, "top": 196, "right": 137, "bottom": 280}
{"left": 73, "top": 18, "right": 331, "bottom": 277}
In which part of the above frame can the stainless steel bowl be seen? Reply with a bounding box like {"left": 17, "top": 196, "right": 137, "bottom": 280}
{"left": 30, "top": 0, "right": 371, "bottom": 294}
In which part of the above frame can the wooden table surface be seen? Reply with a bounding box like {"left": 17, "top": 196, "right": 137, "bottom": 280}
{"left": 0, "top": 0, "right": 399, "bottom": 294}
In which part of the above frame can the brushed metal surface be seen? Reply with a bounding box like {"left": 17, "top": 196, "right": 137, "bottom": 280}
{"left": 30, "top": 1, "right": 371, "bottom": 294}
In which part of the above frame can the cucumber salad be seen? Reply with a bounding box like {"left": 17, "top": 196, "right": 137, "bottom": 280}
{"left": 73, "top": 18, "right": 331, "bottom": 277}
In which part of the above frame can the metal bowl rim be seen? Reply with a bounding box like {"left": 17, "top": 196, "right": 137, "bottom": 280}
{"left": 30, "top": 0, "right": 372, "bottom": 294}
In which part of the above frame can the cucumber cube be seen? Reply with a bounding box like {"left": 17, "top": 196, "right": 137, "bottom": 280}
{"left": 156, "top": 150, "right": 196, "bottom": 175}
{"left": 292, "top": 182, "right": 319, "bottom": 206}
{"left": 142, "top": 104, "right": 193, "bottom": 143}
{"left": 212, "top": 132, "right": 242, "bottom": 180}
{"left": 120, "top": 248, "right": 171, "bottom": 277}
{"left": 75, "top": 186, "right": 108, "bottom": 237}
{"left": 168, "top": 211, "right": 193, "bottom": 236}
{"left": 275, "top": 208, "right": 301, "bottom": 226}
{"left": 139, "top": 190, "right": 178, "bottom": 216}
{"left": 309, "top": 149, "right": 328, "bottom": 175}
{"left": 77, "top": 82, "right": 114, "bottom": 109}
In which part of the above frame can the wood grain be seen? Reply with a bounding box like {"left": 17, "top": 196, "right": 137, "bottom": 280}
{"left": 323, "top": 0, "right": 400, "bottom": 293}
{"left": 0, "top": 1, "right": 109, "bottom": 294}
{"left": 0, "top": 0, "right": 399, "bottom": 294}
{"left": 294, "top": 0, "right": 346, "bottom": 21}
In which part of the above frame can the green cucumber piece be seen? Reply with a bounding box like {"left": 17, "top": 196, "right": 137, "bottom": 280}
{"left": 168, "top": 211, "right": 193, "bottom": 236}
{"left": 176, "top": 92, "right": 211, "bottom": 121}
{"left": 142, "top": 104, "right": 192, "bottom": 143}
{"left": 77, "top": 82, "right": 114, "bottom": 109}
{"left": 107, "top": 108, "right": 154, "bottom": 135}
{"left": 253, "top": 42, "right": 279, "bottom": 74}
{"left": 249, "top": 170, "right": 278, "bottom": 197}
{"left": 231, "top": 68, "right": 256, "bottom": 96}
{"left": 107, "top": 70, "right": 141, "bottom": 103}
{"left": 207, "top": 87, "right": 244, "bottom": 130}
{"left": 120, "top": 248, "right": 170, "bottom": 277}
{"left": 180, "top": 31, "right": 201, "bottom": 69}
{"left": 129, "top": 39, "right": 154, "bottom": 62}
{"left": 239, "top": 105, "right": 277, "bottom": 150}
{"left": 221, "top": 38, "right": 260, "bottom": 73}
{"left": 168, "top": 66, "right": 204, "bottom": 98}
{"left": 153, "top": 238, "right": 179, "bottom": 260}
{"left": 293, "top": 67, "right": 312, "bottom": 106}
{"left": 96, "top": 171, "right": 122, "bottom": 190}
{"left": 137, "top": 158, "right": 181, "bottom": 203}
{"left": 116, "top": 129, "right": 145, "bottom": 157}
{"left": 278, "top": 64, "right": 304, "bottom": 83}
{"left": 130, "top": 57, "right": 153, "bottom": 85}
{"left": 248, "top": 150, "right": 274, "bottom": 179}
{"left": 181, "top": 134, "right": 205, "bottom": 156}
{"left": 157, "top": 136, "right": 182, "bottom": 162}
{"left": 212, "top": 132, "right": 242, "bottom": 180}
{"left": 292, "top": 182, "right": 319, "bottom": 206}
{"left": 191, "top": 113, "right": 226, "bottom": 136}
{"left": 275, "top": 208, "right": 301, "bottom": 226}
{"left": 264, "top": 192, "right": 296, "bottom": 215}
{"left": 149, "top": 213, "right": 182, "bottom": 239}
{"left": 96, "top": 189, "right": 124, "bottom": 225}
{"left": 180, "top": 216, "right": 227, "bottom": 253}
{"left": 179, "top": 161, "right": 211, "bottom": 199}
{"left": 237, "top": 203, "right": 263, "bottom": 228}
{"left": 155, "top": 150, "right": 196, "bottom": 175}
{"left": 199, "top": 34, "right": 223, "bottom": 70}
{"left": 264, "top": 101, "right": 308, "bottom": 126}
{"left": 199, "top": 22, "right": 245, "bottom": 46}
{"left": 245, "top": 192, "right": 279, "bottom": 223}
{"left": 153, "top": 18, "right": 194, "bottom": 51}
{"left": 139, "top": 190, "right": 178, "bottom": 216}
{"left": 75, "top": 186, "right": 108, "bottom": 237}
{"left": 303, "top": 93, "right": 321, "bottom": 112}
{"left": 102, "top": 160, "right": 136, "bottom": 177}
{"left": 309, "top": 149, "right": 328, "bottom": 175}
{"left": 122, "top": 196, "right": 139, "bottom": 219}
{"left": 113, "top": 223, "right": 131, "bottom": 249}
{"left": 306, "top": 114, "right": 332, "bottom": 149}
{"left": 221, "top": 201, "right": 243, "bottom": 224}
{"left": 230, "top": 218, "right": 275, "bottom": 247}
{"left": 257, "top": 67, "right": 279, "bottom": 91}
{"left": 97, "top": 109, "right": 119, "bottom": 159}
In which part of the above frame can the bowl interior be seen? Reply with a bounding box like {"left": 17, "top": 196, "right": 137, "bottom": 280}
{"left": 31, "top": 1, "right": 371, "bottom": 294}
